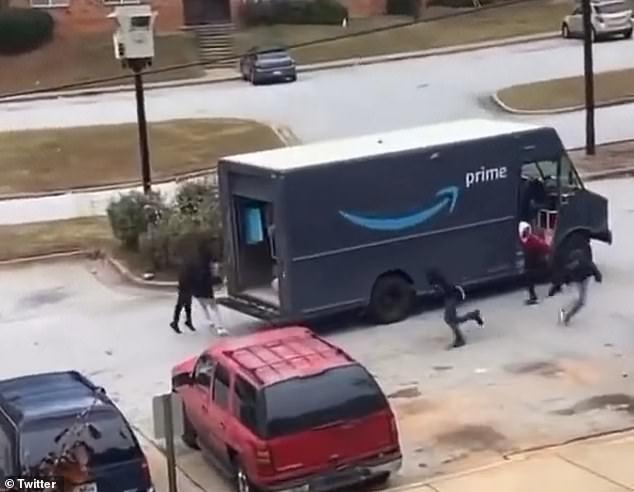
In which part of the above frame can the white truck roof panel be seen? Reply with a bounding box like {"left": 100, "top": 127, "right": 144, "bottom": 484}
{"left": 224, "top": 118, "right": 543, "bottom": 172}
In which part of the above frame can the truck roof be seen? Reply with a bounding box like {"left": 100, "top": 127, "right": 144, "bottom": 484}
{"left": 223, "top": 118, "right": 542, "bottom": 172}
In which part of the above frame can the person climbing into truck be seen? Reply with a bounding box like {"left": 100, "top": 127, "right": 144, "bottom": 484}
{"left": 518, "top": 221, "right": 551, "bottom": 305}
{"left": 426, "top": 269, "right": 484, "bottom": 349}
{"left": 548, "top": 248, "right": 602, "bottom": 325}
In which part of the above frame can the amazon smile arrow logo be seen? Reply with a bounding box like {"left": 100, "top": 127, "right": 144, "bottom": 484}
{"left": 338, "top": 186, "right": 459, "bottom": 231}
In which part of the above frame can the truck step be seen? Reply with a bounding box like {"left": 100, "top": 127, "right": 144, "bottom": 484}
{"left": 217, "top": 296, "right": 279, "bottom": 321}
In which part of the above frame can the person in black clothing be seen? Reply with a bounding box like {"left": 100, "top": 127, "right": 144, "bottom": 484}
{"left": 170, "top": 259, "right": 197, "bottom": 334}
{"left": 426, "top": 269, "right": 484, "bottom": 348}
{"left": 548, "top": 248, "right": 602, "bottom": 325}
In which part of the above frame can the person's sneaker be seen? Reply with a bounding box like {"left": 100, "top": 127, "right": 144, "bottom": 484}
{"left": 216, "top": 326, "right": 228, "bottom": 337}
{"left": 185, "top": 320, "right": 196, "bottom": 331}
{"left": 474, "top": 310, "right": 484, "bottom": 326}
{"left": 525, "top": 298, "right": 539, "bottom": 306}
{"left": 450, "top": 337, "right": 467, "bottom": 349}
{"left": 169, "top": 322, "right": 182, "bottom": 334}
{"left": 558, "top": 309, "right": 566, "bottom": 325}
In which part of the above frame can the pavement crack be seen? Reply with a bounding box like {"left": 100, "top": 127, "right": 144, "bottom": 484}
{"left": 558, "top": 454, "right": 634, "bottom": 490}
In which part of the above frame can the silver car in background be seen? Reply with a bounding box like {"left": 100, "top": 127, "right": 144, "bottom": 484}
{"left": 562, "top": 0, "right": 633, "bottom": 40}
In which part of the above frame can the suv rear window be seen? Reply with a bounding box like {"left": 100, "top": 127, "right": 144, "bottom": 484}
{"left": 595, "top": 2, "right": 628, "bottom": 13}
{"left": 258, "top": 51, "right": 288, "bottom": 60}
{"left": 20, "top": 410, "right": 142, "bottom": 473}
{"left": 262, "top": 364, "right": 387, "bottom": 439}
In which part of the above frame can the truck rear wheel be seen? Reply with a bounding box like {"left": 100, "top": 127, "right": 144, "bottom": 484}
{"left": 369, "top": 274, "right": 414, "bottom": 324}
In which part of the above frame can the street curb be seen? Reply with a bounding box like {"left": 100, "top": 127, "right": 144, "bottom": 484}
{"left": 0, "top": 249, "right": 90, "bottom": 267}
{"left": 0, "top": 32, "right": 558, "bottom": 104}
{"left": 104, "top": 254, "right": 176, "bottom": 290}
{"left": 0, "top": 122, "right": 297, "bottom": 202}
{"left": 491, "top": 89, "right": 634, "bottom": 115}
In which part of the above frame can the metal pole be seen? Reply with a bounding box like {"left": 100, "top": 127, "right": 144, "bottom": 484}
{"left": 164, "top": 394, "right": 178, "bottom": 492}
{"left": 582, "top": 0, "right": 596, "bottom": 155}
{"left": 131, "top": 60, "right": 152, "bottom": 193}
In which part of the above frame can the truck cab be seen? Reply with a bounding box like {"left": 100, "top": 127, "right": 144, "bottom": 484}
{"left": 519, "top": 152, "right": 611, "bottom": 268}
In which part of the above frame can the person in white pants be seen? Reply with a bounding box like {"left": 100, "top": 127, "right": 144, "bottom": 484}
{"left": 194, "top": 295, "right": 226, "bottom": 336}
{"left": 191, "top": 248, "right": 227, "bottom": 336}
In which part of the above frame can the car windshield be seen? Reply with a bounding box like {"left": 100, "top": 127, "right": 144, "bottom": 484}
{"left": 595, "top": 2, "right": 628, "bottom": 13}
{"left": 20, "top": 410, "right": 141, "bottom": 474}
{"left": 262, "top": 364, "right": 387, "bottom": 439}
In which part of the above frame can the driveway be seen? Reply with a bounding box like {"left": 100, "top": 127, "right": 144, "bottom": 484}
{"left": 1, "top": 38, "right": 634, "bottom": 149}
{"left": 0, "top": 178, "right": 633, "bottom": 491}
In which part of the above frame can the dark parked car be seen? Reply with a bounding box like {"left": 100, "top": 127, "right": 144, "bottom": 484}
{"left": 239, "top": 47, "right": 297, "bottom": 85}
{"left": 0, "top": 371, "right": 153, "bottom": 492}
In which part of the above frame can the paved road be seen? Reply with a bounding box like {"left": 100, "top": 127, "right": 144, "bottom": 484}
{"left": 1, "top": 177, "right": 633, "bottom": 491}
{"left": 2, "top": 37, "right": 634, "bottom": 225}
{"left": 1, "top": 37, "right": 634, "bottom": 148}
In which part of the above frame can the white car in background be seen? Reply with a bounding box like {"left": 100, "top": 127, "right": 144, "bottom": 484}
{"left": 562, "top": 0, "right": 633, "bottom": 41}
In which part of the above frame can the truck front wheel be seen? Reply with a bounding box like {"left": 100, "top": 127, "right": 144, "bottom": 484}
{"left": 369, "top": 274, "right": 415, "bottom": 324}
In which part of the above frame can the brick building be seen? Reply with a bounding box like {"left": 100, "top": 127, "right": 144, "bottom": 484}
{"left": 5, "top": 0, "right": 394, "bottom": 34}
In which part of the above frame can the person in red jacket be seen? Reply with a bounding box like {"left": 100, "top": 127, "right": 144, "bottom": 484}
{"left": 519, "top": 221, "right": 551, "bottom": 305}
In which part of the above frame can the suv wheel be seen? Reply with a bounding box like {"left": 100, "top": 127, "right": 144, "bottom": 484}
{"left": 182, "top": 409, "right": 199, "bottom": 449}
{"left": 562, "top": 23, "right": 570, "bottom": 38}
{"left": 235, "top": 461, "right": 255, "bottom": 492}
{"left": 368, "top": 274, "right": 415, "bottom": 324}
{"left": 624, "top": 28, "right": 633, "bottom": 39}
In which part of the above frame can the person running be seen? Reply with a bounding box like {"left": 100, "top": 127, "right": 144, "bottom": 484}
{"left": 548, "top": 248, "right": 602, "bottom": 325}
{"left": 518, "top": 221, "right": 550, "bottom": 305}
{"left": 426, "top": 269, "right": 484, "bottom": 349}
{"left": 191, "top": 246, "right": 227, "bottom": 337}
{"left": 170, "top": 259, "right": 196, "bottom": 334}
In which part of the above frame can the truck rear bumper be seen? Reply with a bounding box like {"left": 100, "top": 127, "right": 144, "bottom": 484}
{"left": 259, "top": 453, "right": 402, "bottom": 492}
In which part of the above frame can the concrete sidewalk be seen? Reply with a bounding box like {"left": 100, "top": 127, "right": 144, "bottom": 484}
{"left": 393, "top": 431, "right": 634, "bottom": 492}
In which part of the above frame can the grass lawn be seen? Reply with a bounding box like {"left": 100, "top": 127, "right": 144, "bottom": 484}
{"left": 0, "top": 118, "right": 284, "bottom": 195}
{"left": 496, "top": 67, "right": 634, "bottom": 111}
{"left": 0, "top": 217, "right": 112, "bottom": 262}
{"left": 235, "top": 0, "right": 572, "bottom": 64}
{"left": 0, "top": 216, "right": 177, "bottom": 280}
{"left": 0, "top": 32, "right": 203, "bottom": 96}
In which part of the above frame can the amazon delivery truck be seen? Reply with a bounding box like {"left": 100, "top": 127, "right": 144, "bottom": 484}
{"left": 216, "top": 119, "right": 611, "bottom": 324}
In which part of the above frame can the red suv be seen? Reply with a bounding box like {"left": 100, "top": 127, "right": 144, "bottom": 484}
{"left": 171, "top": 326, "right": 401, "bottom": 492}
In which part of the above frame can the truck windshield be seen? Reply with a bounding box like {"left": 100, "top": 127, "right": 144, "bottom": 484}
{"left": 262, "top": 364, "right": 387, "bottom": 439}
{"left": 522, "top": 156, "right": 582, "bottom": 191}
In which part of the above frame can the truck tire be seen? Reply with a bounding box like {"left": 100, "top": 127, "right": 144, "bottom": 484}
{"left": 182, "top": 408, "right": 199, "bottom": 449}
{"left": 369, "top": 274, "right": 414, "bottom": 324}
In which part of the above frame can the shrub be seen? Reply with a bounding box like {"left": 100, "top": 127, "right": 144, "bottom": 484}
{"left": 0, "top": 8, "right": 54, "bottom": 55}
{"left": 132, "top": 179, "right": 224, "bottom": 272}
{"left": 243, "top": 0, "right": 348, "bottom": 26}
{"left": 106, "top": 191, "right": 166, "bottom": 251}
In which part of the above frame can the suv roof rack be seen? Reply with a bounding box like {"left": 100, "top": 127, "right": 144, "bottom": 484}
{"left": 224, "top": 331, "right": 350, "bottom": 385}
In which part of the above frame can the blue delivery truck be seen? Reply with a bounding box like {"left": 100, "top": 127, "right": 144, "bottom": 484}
{"left": 217, "top": 119, "right": 612, "bottom": 324}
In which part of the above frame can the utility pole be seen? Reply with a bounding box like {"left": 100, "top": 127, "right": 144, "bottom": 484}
{"left": 109, "top": 5, "right": 157, "bottom": 193}
{"left": 582, "top": 0, "right": 595, "bottom": 155}
{"left": 130, "top": 59, "right": 152, "bottom": 194}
